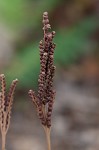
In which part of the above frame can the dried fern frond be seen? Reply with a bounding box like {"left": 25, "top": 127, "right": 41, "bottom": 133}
{"left": 0, "top": 74, "right": 18, "bottom": 150}
{"left": 28, "top": 12, "right": 56, "bottom": 150}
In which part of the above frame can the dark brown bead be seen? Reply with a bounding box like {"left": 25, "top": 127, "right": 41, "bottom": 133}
{"left": 47, "top": 112, "right": 52, "bottom": 117}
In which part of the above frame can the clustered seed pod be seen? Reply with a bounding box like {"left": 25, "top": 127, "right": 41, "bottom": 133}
{"left": 0, "top": 74, "right": 18, "bottom": 134}
{"left": 29, "top": 12, "right": 56, "bottom": 128}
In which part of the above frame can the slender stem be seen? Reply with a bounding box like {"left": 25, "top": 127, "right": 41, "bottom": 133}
{"left": 2, "top": 132, "right": 6, "bottom": 150}
{"left": 2, "top": 112, "right": 6, "bottom": 150}
{"left": 45, "top": 127, "right": 51, "bottom": 150}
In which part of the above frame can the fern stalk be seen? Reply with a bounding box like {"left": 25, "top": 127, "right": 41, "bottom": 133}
{"left": 28, "top": 12, "right": 56, "bottom": 150}
{"left": 0, "top": 74, "right": 18, "bottom": 150}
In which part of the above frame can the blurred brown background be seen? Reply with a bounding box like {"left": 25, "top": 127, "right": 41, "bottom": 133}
{"left": 0, "top": 0, "right": 99, "bottom": 149}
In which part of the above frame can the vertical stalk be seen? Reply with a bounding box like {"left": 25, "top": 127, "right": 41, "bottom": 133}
{"left": 45, "top": 127, "right": 51, "bottom": 150}
{"left": 2, "top": 132, "right": 6, "bottom": 150}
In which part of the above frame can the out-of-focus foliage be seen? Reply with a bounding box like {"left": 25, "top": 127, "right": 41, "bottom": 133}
{"left": 55, "top": 16, "right": 99, "bottom": 65}
{"left": 5, "top": 15, "right": 99, "bottom": 90}
{"left": 0, "top": 0, "right": 59, "bottom": 32}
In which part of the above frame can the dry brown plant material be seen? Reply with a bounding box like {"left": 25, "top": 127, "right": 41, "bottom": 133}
{"left": 0, "top": 74, "right": 18, "bottom": 150}
{"left": 28, "top": 12, "right": 56, "bottom": 150}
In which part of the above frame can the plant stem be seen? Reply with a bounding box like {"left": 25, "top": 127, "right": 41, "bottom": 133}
{"left": 2, "top": 132, "right": 6, "bottom": 150}
{"left": 45, "top": 127, "right": 51, "bottom": 150}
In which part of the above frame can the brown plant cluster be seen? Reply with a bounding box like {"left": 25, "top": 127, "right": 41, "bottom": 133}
{"left": 0, "top": 74, "right": 18, "bottom": 136}
{"left": 29, "top": 12, "right": 56, "bottom": 128}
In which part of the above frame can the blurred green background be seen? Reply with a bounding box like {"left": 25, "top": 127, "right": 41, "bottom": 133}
{"left": 0, "top": 0, "right": 99, "bottom": 150}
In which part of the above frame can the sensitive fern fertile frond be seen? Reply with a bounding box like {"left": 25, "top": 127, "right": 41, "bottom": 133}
{"left": 0, "top": 74, "right": 18, "bottom": 150}
{"left": 28, "top": 12, "right": 56, "bottom": 128}
{"left": 28, "top": 12, "right": 56, "bottom": 150}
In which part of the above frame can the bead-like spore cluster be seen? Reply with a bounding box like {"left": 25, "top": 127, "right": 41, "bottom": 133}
{"left": 29, "top": 12, "right": 56, "bottom": 128}
{"left": 0, "top": 74, "right": 18, "bottom": 133}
